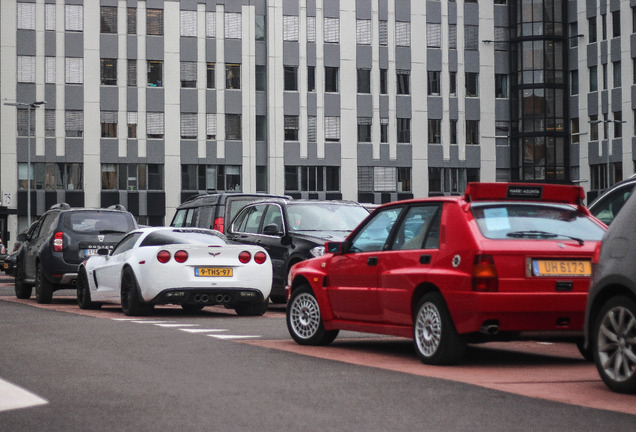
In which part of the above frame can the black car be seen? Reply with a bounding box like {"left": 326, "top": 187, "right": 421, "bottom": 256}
{"left": 226, "top": 199, "right": 369, "bottom": 303}
{"left": 588, "top": 175, "right": 636, "bottom": 225}
{"left": 170, "top": 192, "right": 290, "bottom": 234}
{"left": 15, "top": 203, "right": 138, "bottom": 303}
{"left": 584, "top": 190, "right": 636, "bottom": 394}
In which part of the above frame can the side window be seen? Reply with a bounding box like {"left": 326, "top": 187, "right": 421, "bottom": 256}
{"left": 112, "top": 232, "right": 142, "bottom": 255}
{"left": 36, "top": 213, "right": 59, "bottom": 239}
{"left": 172, "top": 209, "right": 190, "bottom": 227}
{"left": 260, "top": 205, "right": 284, "bottom": 234}
{"left": 349, "top": 206, "right": 403, "bottom": 253}
{"left": 592, "top": 185, "right": 634, "bottom": 225}
{"left": 391, "top": 205, "right": 442, "bottom": 250}
{"left": 234, "top": 204, "right": 266, "bottom": 234}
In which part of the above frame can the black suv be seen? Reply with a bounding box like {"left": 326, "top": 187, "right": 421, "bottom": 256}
{"left": 15, "top": 203, "right": 138, "bottom": 303}
{"left": 226, "top": 199, "right": 369, "bottom": 303}
{"left": 170, "top": 192, "right": 290, "bottom": 234}
{"left": 588, "top": 175, "right": 636, "bottom": 226}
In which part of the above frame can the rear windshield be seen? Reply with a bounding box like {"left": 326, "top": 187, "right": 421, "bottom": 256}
{"left": 471, "top": 203, "right": 605, "bottom": 241}
{"left": 140, "top": 229, "right": 227, "bottom": 247}
{"left": 63, "top": 211, "right": 136, "bottom": 234}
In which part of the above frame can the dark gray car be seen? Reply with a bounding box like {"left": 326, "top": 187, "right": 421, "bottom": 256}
{"left": 585, "top": 190, "right": 636, "bottom": 393}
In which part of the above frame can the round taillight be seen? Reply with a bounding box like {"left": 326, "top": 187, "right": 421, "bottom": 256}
{"left": 254, "top": 251, "right": 267, "bottom": 264}
{"left": 174, "top": 250, "right": 188, "bottom": 263}
{"left": 157, "top": 250, "right": 171, "bottom": 263}
{"left": 238, "top": 251, "right": 251, "bottom": 264}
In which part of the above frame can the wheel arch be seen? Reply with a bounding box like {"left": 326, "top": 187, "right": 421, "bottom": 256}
{"left": 589, "top": 284, "right": 636, "bottom": 328}
{"left": 411, "top": 282, "right": 442, "bottom": 319}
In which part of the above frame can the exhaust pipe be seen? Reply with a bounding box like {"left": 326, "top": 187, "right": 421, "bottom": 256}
{"left": 223, "top": 295, "right": 231, "bottom": 303}
{"left": 480, "top": 323, "right": 499, "bottom": 335}
{"left": 201, "top": 294, "right": 209, "bottom": 303}
{"left": 193, "top": 294, "right": 202, "bottom": 302}
{"left": 216, "top": 294, "right": 224, "bottom": 303}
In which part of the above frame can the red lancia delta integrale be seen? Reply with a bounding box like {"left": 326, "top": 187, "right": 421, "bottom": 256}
{"left": 285, "top": 183, "right": 607, "bottom": 365}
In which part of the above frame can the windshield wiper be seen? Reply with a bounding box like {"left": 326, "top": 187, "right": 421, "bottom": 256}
{"left": 506, "top": 230, "right": 584, "bottom": 245}
{"left": 98, "top": 229, "right": 128, "bottom": 234}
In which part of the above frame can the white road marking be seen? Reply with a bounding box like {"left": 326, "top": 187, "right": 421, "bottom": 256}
{"left": 0, "top": 378, "right": 48, "bottom": 412}
{"left": 180, "top": 328, "right": 228, "bottom": 334}
{"left": 154, "top": 323, "right": 198, "bottom": 328}
{"left": 128, "top": 320, "right": 169, "bottom": 324}
{"left": 209, "top": 335, "right": 261, "bottom": 340}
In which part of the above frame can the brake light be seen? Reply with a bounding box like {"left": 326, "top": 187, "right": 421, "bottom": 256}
{"left": 53, "top": 232, "right": 63, "bottom": 252}
{"left": 157, "top": 250, "right": 171, "bottom": 263}
{"left": 174, "top": 250, "right": 188, "bottom": 263}
{"left": 254, "top": 251, "right": 267, "bottom": 264}
{"left": 592, "top": 242, "right": 602, "bottom": 265}
{"left": 238, "top": 251, "right": 251, "bottom": 263}
{"left": 213, "top": 217, "right": 225, "bottom": 233}
{"left": 472, "top": 254, "right": 498, "bottom": 292}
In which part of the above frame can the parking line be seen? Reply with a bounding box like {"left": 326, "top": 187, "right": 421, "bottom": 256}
{"left": 209, "top": 334, "right": 261, "bottom": 340}
{"left": 180, "top": 328, "right": 228, "bottom": 334}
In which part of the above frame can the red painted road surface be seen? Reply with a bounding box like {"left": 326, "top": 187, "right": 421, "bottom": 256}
{"left": 2, "top": 279, "right": 634, "bottom": 415}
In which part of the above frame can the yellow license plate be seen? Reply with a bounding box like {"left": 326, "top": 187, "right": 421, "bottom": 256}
{"left": 532, "top": 260, "right": 591, "bottom": 277}
{"left": 195, "top": 267, "right": 233, "bottom": 277}
{"left": 3, "top": 262, "right": 8, "bottom": 269}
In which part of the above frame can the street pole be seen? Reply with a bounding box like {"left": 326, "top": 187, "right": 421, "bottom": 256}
{"left": 3, "top": 100, "right": 47, "bottom": 227}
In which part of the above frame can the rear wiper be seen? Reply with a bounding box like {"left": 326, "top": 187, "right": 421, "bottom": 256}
{"left": 506, "top": 230, "right": 584, "bottom": 245}
{"left": 98, "top": 229, "right": 127, "bottom": 234}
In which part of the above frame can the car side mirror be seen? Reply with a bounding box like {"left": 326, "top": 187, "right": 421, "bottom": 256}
{"left": 263, "top": 223, "right": 282, "bottom": 236}
{"left": 97, "top": 248, "right": 111, "bottom": 256}
{"left": 281, "top": 235, "right": 293, "bottom": 246}
{"left": 325, "top": 241, "right": 343, "bottom": 255}
{"left": 17, "top": 233, "right": 27, "bottom": 242}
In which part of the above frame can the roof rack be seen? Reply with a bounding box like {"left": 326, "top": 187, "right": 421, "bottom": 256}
{"left": 50, "top": 203, "right": 71, "bottom": 210}
{"left": 107, "top": 204, "right": 127, "bottom": 211}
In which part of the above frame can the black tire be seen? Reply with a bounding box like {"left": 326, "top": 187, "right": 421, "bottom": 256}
{"left": 34, "top": 263, "right": 53, "bottom": 304}
{"left": 14, "top": 264, "right": 32, "bottom": 299}
{"left": 77, "top": 267, "right": 101, "bottom": 310}
{"left": 576, "top": 339, "right": 593, "bottom": 362}
{"left": 270, "top": 294, "right": 287, "bottom": 304}
{"left": 592, "top": 295, "right": 636, "bottom": 394}
{"left": 120, "top": 267, "right": 152, "bottom": 316}
{"left": 235, "top": 299, "right": 269, "bottom": 317}
{"left": 413, "top": 292, "right": 467, "bottom": 365}
{"left": 181, "top": 304, "right": 205, "bottom": 313}
{"left": 286, "top": 284, "right": 338, "bottom": 345}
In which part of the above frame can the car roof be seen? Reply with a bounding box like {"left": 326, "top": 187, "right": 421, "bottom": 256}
{"left": 241, "top": 198, "right": 365, "bottom": 207}
{"left": 177, "top": 192, "right": 291, "bottom": 208}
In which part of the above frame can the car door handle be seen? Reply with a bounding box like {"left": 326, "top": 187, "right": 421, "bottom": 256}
{"left": 367, "top": 257, "right": 378, "bottom": 266}
{"left": 420, "top": 254, "right": 431, "bottom": 264}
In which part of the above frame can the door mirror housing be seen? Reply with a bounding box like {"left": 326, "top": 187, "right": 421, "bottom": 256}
{"left": 325, "top": 241, "right": 343, "bottom": 255}
{"left": 263, "top": 223, "right": 282, "bottom": 236}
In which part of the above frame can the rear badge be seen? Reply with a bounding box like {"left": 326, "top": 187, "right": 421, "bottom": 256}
{"left": 452, "top": 255, "right": 461, "bottom": 268}
{"left": 98, "top": 235, "right": 105, "bottom": 242}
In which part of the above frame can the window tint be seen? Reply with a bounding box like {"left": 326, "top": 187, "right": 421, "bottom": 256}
{"left": 140, "top": 229, "right": 226, "bottom": 247}
{"left": 261, "top": 205, "right": 284, "bottom": 234}
{"left": 171, "top": 208, "right": 195, "bottom": 227}
{"left": 63, "top": 211, "right": 136, "bottom": 234}
{"left": 391, "top": 205, "right": 441, "bottom": 250}
{"left": 234, "top": 204, "right": 266, "bottom": 234}
{"left": 35, "top": 213, "right": 59, "bottom": 239}
{"left": 471, "top": 203, "right": 606, "bottom": 241}
{"left": 349, "top": 206, "right": 402, "bottom": 253}
{"left": 590, "top": 184, "right": 634, "bottom": 225}
{"left": 112, "top": 232, "right": 143, "bottom": 255}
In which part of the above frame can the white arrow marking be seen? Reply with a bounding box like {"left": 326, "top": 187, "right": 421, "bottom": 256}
{"left": 0, "top": 378, "right": 48, "bottom": 412}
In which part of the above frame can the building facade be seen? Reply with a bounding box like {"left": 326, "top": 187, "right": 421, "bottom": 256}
{"left": 0, "top": 0, "right": 633, "bottom": 244}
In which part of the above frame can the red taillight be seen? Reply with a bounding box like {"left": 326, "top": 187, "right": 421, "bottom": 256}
{"left": 53, "top": 232, "right": 63, "bottom": 252}
{"left": 592, "top": 242, "right": 602, "bottom": 265}
{"left": 157, "top": 250, "right": 171, "bottom": 263}
{"left": 213, "top": 217, "right": 225, "bottom": 233}
{"left": 174, "top": 250, "right": 188, "bottom": 263}
{"left": 472, "top": 254, "right": 498, "bottom": 292}
{"left": 254, "top": 251, "right": 267, "bottom": 264}
{"left": 238, "top": 251, "right": 251, "bottom": 263}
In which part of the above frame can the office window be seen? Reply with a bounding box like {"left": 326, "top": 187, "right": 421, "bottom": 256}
{"left": 379, "top": 20, "right": 388, "bottom": 45}
{"left": 396, "top": 22, "right": 411, "bottom": 46}
{"left": 397, "top": 70, "right": 410, "bottom": 95}
{"left": 465, "top": 25, "right": 478, "bottom": 50}
{"left": 429, "top": 167, "right": 479, "bottom": 195}
{"left": 101, "top": 59, "right": 117, "bottom": 86}
{"left": 225, "top": 13, "right": 242, "bottom": 39}
{"left": 358, "top": 69, "right": 371, "bottom": 93}
{"left": 428, "top": 119, "right": 441, "bottom": 143}
{"left": 449, "top": 72, "right": 457, "bottom": 95}
{"left": 325, "top": 117, "right": 340, "bottom": 142}
{"left": 180, "top": 114, "right": 197, "bottom": 139}
{"left": 380, "top": 118, "right": 388, "bottom": 143}
{"left": 570, "top": 70, "right": 578, "bottom": 95}
{"left": 589, "top": 66, "right": 598, "bottom": 92}
{"left": 127, "top": 112, "right": 138, "bottom": 138}
{"left": 181, "top": 62, "right": 197, "bottom": 88}
{"left": 255, "top": 15, "right": 266, "bottom": 41}
{"left": 466, "top": 73, "right": 479, "bottom": 97}
{"left": 358, "top": 118, "right": 372, "bottom": 143}
{"left": 255, "top": 65, "right": 266, "bottom": 91}
{"left": 284, "top": 116, "right": 299, "bottom": 141}
{"left": 65, "top": 5, "right": 83, "bottom": 32}
{"left": 602, "top": 14, "right": 607, "bottom": 40}
{"left": 613, "top": 61, "right": 621, "bottom": 88}
{"left": 589, "top": 17, "right": 597, "bottom": 43}
{"left": 45, "top": 110, "right": 55, "bottom": 137}
{"left": 180, "top": 10, "right": 197, "bottom": 37}
{"left": 102, "top": 164, "right": 162, "bottom": 191}
{"left": 284, "top": 66, "right": 298, "bottom": 91}
{"left": 206, "top": 114, "right": 217, "bottom": 140}
{"left": 20, "top": 163, "right": 83, "bottom": 191}
{"left": 146, "top": 112, "right": 164, "bottom": 138}
{"left": 466, "top": 120, "right": 479, "bottom": 144}
{"left": 17, "top": 109, "right": 35, "bottom": 137}
{"left": 207, "top": 63, "right": 215, "bottom": 89}
{"left": 65, "top": 58, "right": 83, "bottom": 84}
{"left": 571, "top": 118, "right": 579, "bottom": 144}
{"left": 18, "top": 3, "right": 36, "bottom": 30}
{"left": 307, "top": 16, "right": 316, "bottom": 42}
{"left": 65, "top": 111, "right": 83, "bottom": 138}
{"left": 128, "top": 59, "right": 137, "bottom": 86}
{"left": 308, "top": 66, "right": 315, "bottom": 92}
{"left": 148, "top": 61, "right": 162, "bottom": 87}
{"left": 101, "top": 7, "right": 117, "bottom": 33}
{"left": 612, "top": 10, "right": 620, "bottom": 38}
{"left": 256, "top": 116, "right": 267, "bottom": 141}
{"left": 284, "top": 15, "right": 299, "bottom": 41}
{"left": 614, "top": 111, "right": 623, "bottom": 138}
{"left": 45, "top": 4, "right": 55, "bottom": 31}
{"left": 324, "top": 18, "right": 339, "bottom": 43}
{"left": 397, "top": 118, "right": 410, "bottom": 143}
{"left": 495, "top": 74, "right": 508, "bottom": 98}
{"left": 428, "top": 71, "right": 441, "bottom": 96}
{"left": 374, "top": 167, "right": 397, "bottom": 192}
{"left": 147, "top": 9, "right": 163, "bottom": 35}
{"left": 17, "top": 56, "right": 35, "bottom": 83}
{"left": 357, "top": 20, "right": 371, "bottom": 45}
{"left": 358, "top": 167, "right": 411, "bottom": 193}
{"left": 603, "top": 64, "right": 608, "bottom": 90}
{"left": 127, "top": 8, "right": 136, "bottom": 34}
{"left": 45, "top": 57, "right": 55, "bottom": 83}
{"left": 450, "top": 119, "right": 457, "bottom": 144}
{"left": 226, "top": 115, "right": 242, "bottom": 140}
{"left": 448, "top": 25, "right": 457, "bottom": 49}
{"left": 307, "top": 116, "right": 317, "bottom": 142}
{"left": 427, "top": 23, "right": 441, "bottom": 48}
{"left": 285, "top": 166, "right": 340, "bottom": 193}
{"left": 100, "top": 111, "right": 117, "bottom": 138}
{"left": 589, "top": 115, "right": 599, "bottom": 140}
{"left": 569, "top": 22, "right": 578, "bottom": 48}
{"left": 226, "top": 64, "right": 240, "bottom": 89}
{"left": 325, "top": 67, "right": 339, "bottom": 92}
{"left": 380, "top": 69, "right": 388, "bottom": 94}
{"left": 206, "top": 12, "right": 216, "bottom": 37}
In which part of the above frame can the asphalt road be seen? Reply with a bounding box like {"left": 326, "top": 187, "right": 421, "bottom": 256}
{"left": 1, "top": 277, "right": 634, "bottom": 431}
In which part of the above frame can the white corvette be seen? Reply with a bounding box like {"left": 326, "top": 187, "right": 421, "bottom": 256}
{"left": 76, "top": 227, "right": 272, "bottom": 316}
